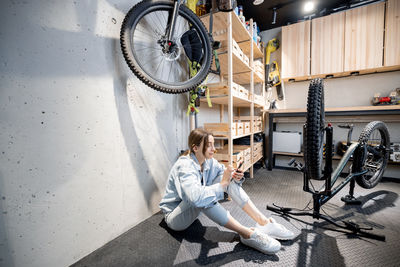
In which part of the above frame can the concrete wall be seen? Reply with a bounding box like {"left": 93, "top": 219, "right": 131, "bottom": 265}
{"left": 0, "top": 1, "right": 189, "bottom": 266}
{"left": 260, "top": 27, "right": 400, "bottom": 178}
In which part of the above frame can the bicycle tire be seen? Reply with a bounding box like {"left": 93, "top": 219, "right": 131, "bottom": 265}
{"left": 355, "top": 121, "right": 390, "bottom": 189}
{"left": 120, "top": 0, "right": 212, "bottom": 94}
{"left": 304, "top": 78, "right": 325, "bottom": 180}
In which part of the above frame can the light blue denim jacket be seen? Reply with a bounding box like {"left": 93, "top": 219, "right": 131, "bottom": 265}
{"left": 159, "top": 153, "right": 227, "bottom": 214}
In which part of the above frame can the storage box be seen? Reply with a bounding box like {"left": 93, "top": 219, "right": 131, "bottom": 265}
{"left": 236, "top": 122, "right": 244, "bottom": 136}
{"left": 237, "top": 84, "right": 249, "bottom": 99}
{"left": 207, "top": 82, "right": 248, "bottom": 100}
{"left": 273, "top": 131, "right": 302, "bottom": 153}
{"left": 214, "top": 149, "right": 243, "bottom": 163}
{"left": 204, "top": 123, "right": 236, "bottom": 137}
{"left": 253, "top": 142, "right": 263, "bottom": 154}
{"left": 216, "top": 145, "right": 250, "bottom": 169}
{"left": 234, "top": 116, "right": 263, "bottom": 133}
{"left": 252, "top": 142, "right": 263, "bottom": 159}
{"left": 244, "top": 122, "right": 251, "bottom": 134}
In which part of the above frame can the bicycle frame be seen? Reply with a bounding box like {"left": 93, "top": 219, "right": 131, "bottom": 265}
{"left": 302, "top": 124, "right": 368, "bottom": 219}
{"left": 267, "top": 124, "right": 385, "bottom": 241}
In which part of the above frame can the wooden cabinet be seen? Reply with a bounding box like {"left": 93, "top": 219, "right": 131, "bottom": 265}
{"left": 200, "top": 11, "right": 265, "bottom": 177}
{"left": 344, "top": 2, "right": 385, "bottom": 71}
{"left": 384, "top": 0, "right": 400, "bottom": 67}
{"left": 282, "top": 1, "right": 400, "bottom": 82}
{"left": 311, "top": 12, "right": 345, "bottom": 75}
{"left": 281, "top": 20, "right": 311, "bottom": 79}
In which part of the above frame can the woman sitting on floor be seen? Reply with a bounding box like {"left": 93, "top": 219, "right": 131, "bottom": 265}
{"left": 159, "top": 128, "right": 294, "bottom": 254}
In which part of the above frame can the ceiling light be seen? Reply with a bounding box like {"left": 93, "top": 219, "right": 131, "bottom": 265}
{"left": 304, "top": 1, "right": 315, "bottom": 12}
{"left": 253, "top": 0, "right": 264, "bottom": 5}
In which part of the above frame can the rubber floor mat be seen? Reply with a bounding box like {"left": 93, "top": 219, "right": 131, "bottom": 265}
{"left": 72, "top": 169, "right": 400, "bottom": 267}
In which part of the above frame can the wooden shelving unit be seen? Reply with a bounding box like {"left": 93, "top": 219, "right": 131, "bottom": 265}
{"left": 200, "top": 11, "right": 265, "bottom": 177}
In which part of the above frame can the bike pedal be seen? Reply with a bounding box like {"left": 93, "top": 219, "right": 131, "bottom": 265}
{"left": 288, "top": 158, "right": 304, "bottom": 171}
{"left": 341, "top": 195, "right": 362, "bottom": 205}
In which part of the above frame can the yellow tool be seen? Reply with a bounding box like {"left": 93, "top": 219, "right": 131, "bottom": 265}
{"left": 265, "top": 38, "right": 283, "bottom": 100}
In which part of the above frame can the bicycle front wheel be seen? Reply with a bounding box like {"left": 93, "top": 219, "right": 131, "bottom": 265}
{"left": 355, "top": 121, "right": 390, "bottom": 189}
{"left": 304, "top": 78, "right": 325, "bottom": 180}
{"left": 120, "top": 0, "right": 212, "bottom": 94}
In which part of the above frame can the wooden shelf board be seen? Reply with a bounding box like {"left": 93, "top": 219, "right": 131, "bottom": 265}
{"left": 200, "top": 95, "right": 251, "bottom": 106}
{"left": 273, "top": 152, "right": 399, "bottom": 165}
{"left": 283, "top": 65, "right": 400, "bottom": 82}
{"left": 268, "top": 105, "right": 400, "bottom": 114}
{"left": 217, "top": 63, "right": 264, "bottom": 84}
{"left": 200, "top": 11, "right": 251, "bottom": 44}
{"left": 240, "top": 39, "right": 264, "bottom": 59}
{"left": 215, "top": 52, "right": 252, "bottom": 84}
{"left": 274, "top": 114, "right": 400, "bottom": 123}
{"left": 213, "top": 131, "right": 262, "bottom": 140}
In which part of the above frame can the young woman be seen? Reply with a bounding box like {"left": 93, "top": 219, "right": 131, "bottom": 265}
{"left": 159, "top": 128, "right": 294, "bottom": 254}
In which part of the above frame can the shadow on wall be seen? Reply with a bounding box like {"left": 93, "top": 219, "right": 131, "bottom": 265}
{"left": 108, "top": 6, "right": 189, "bottom": 211}
{"left": 0, "top": 171, "right": 14, "bottom": 267}
{"left": 110, "top": 36, "right": 160, "bottom": 211}
{"left": 0, "top": 0, "right": 188, "bottom": 266}
{"left": 108, "top": 0, "right": 190, "bottom": 214}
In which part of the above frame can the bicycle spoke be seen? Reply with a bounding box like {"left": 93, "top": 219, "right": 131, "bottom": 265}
{"left": 153, "top": 10, "right": 168, "bottom": 37}
{"left": 167, "top": 60, "right": 173, "bottom": 82}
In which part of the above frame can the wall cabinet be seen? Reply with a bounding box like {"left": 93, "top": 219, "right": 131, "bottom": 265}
{"left": 281, "top": 20, "right": 310, "bottom": 79}
{"left": 311, "top": 12, "right": 345, "bottom": 75}
{"left": 344, "top": 2, "right": 385, "bottom": 71}
{"left": 384, "top": 0, "right": 400, "bottom": 67}
{"left": 282, "top": 1, "right": 400, "bottom": 82}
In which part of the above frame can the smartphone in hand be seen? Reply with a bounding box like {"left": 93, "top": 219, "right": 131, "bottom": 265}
{"left": 236, "top": 161, "right": 244, "bottom": 173}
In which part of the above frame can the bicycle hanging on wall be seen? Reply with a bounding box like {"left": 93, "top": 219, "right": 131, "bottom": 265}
{"left": 267, "top": 78, "right": 391, "bottom": 241}
{"left": 120, "top": 0, "right": 236, "bottom": 94}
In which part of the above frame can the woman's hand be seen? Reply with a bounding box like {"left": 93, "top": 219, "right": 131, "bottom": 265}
{"left": 220, "top": 165, "right": 234, "bottom": 188}
{"left": 232, "top": 168, "right": 244, "bottom": 181}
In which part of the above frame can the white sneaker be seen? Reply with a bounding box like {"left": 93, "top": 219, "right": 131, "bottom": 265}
{"left": 240, "top": 228, "right": 281, "bottom": 254}
{"left": 256, "top": 218, "right": 294, "bottom": 240}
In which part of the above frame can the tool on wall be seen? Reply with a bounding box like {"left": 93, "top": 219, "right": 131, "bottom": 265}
{"left": 265, "top": 38, "right": 283, "bottom": 100}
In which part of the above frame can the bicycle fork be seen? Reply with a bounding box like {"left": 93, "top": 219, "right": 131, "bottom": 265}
{"left": 165, "top": 0, "right": 183, "bottom": 52}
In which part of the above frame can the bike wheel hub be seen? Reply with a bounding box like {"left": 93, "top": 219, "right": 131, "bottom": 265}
{"left": 160, "top": 40, "right": 181, "bottom": 61}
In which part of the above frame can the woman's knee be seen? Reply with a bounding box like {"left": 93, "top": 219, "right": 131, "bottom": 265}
{"left": 227, "top": 183, "right": 249, "bottom": 208}
{"left": 202, "top": 203, "right": 230, "bottom": 226}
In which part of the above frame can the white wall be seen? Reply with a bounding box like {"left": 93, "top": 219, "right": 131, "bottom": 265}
{"left": 0, "top": 1, "right": 189, "bottom": 266}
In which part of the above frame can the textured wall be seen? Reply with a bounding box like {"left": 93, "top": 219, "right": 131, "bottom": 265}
{"left": 0, "top": 1, "right": 189, "bottom": 266}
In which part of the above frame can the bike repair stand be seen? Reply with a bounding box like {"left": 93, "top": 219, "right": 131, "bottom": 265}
{"left": 268, "top": 124, "right": 385, "bottom": 241}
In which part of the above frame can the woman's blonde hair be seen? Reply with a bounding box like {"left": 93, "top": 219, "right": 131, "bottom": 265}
{"left": 182, "top": 128, "right": 211, "bottom": 156}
